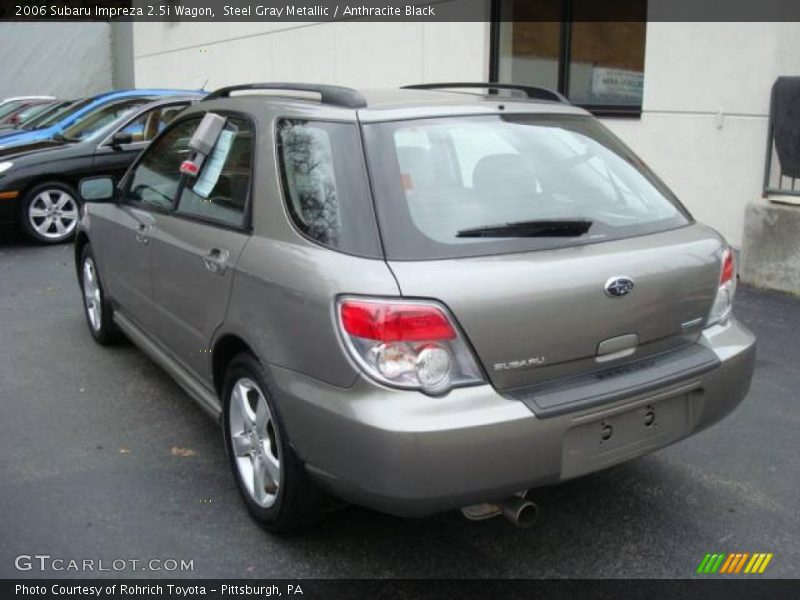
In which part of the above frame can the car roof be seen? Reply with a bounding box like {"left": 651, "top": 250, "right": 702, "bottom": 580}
{"left": 86, "top": 88, "right": 205, "bottom": 102}
{"left": 357, "top": 88, "right": 587, "bottom": 121}
{"left": 0, "top": 96, "right": 56, "bottom": 104}
{"left": 133, "top": 95, "right": 201, "bottom": 107}
{"left": 197, "top": 85, "right": 588, "bottom": 122}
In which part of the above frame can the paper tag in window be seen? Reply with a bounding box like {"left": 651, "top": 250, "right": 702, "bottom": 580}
{"left": 192, "top": 129, "right": 234, "bottom": 199}
{"left": 180, "top": 160, "right": 200, "bottom": 176}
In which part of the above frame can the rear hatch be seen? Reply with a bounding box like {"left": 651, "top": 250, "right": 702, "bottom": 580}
{"left": 361, "top": 110, "right": 725, "bottom": 391}
{"left": 388, "top": 224, "right": 723, "bottom": 391}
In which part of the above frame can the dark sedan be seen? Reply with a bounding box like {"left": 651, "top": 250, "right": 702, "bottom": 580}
{"left": 0, "top": 95, "right": 200, "bottom": 243}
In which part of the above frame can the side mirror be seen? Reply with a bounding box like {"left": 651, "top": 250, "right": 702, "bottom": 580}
{"left": 111, "top": 131, "right": 133, "bottom": 149}
{"left": 79, "top": 176, "right": 115, "bottom": 203}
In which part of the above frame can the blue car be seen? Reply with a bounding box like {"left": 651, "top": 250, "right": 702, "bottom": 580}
{"left": 0, "top": 89, "right": 202, "bottom": 148}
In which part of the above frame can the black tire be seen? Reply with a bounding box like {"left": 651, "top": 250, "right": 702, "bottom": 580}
{"left": 222, "top": 353, "right": 325, "bottom": 532}
{"left": 20, "top": 181, "right": 80, "bottom": 244}
{"left": 78, "top": 244, "right": 122, "bottom": 345}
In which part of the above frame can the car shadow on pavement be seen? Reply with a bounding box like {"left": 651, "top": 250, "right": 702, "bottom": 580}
{"left": 0, "top": 228, "right": 40, "bottom": 248}
{"left": 250, "top": 455, "right": 736, "bottom": 578}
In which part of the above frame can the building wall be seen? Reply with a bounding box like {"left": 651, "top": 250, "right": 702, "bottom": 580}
{"left": 111, "top": 22, "right": 136, "bottom": 89}
{"left": 133, "top": 20, "right": 489, "bottom": 90}
{"left": 603, "top": 22, "right": 800, "bottom": 246}
{"left": 132, "top": 19, "right": 800, "bottom": 246}
{"left": 0, "top": 22, "right": 113, "bottom": 98}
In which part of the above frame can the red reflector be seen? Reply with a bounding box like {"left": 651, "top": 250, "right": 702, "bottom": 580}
{"left": 721, "top": 248, "right": 734, "bottom": 283}
{"left": 340, "top": 300, "right": 456, "bottom": 342}
{"left": 180, "top": 160, "right": 199, "bottom": 176}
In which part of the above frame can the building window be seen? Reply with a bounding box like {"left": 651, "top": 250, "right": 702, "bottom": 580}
{"left": 492, "top": 0, "right": 647, "bottom": 116}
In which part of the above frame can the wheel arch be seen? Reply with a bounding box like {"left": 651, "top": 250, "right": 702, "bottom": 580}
{"left": 74, "top": 230, "right": 90, "bottom": 276}
{"left": 20, "top": 175, "right": 81, "bottom": 203}
{"left": 212, "top": 334, "right": 256, "bottom": 395}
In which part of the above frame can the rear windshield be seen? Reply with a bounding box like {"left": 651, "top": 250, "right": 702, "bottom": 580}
{"left": 26, "top": 99, "right": 86, "bottom": 128}
{"left": 12, "top": 102, "right": 53, "bottom": 123}
{"left": 363, "top": 114, "right": 691, "bottom": 260}
{"left": 0, "top": 101, "right": 26, "bottom": 120}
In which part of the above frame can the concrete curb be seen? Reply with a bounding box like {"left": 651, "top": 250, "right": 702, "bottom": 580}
{"left": 740, "top": 198, "right": 800, "bottom": 296}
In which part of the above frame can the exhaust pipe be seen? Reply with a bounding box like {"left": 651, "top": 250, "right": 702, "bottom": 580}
{"left": 461, "top": 493, "right": 539, "bottom": 528}
{"left": 499, "top": 496, "right": 539, "bottom": 528}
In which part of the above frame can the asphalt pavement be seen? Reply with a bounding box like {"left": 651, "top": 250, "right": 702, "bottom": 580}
{"left": 1, "top": 231, "right": 798, "bottom": 579}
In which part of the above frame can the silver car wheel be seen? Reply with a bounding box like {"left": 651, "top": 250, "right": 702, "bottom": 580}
{"left": 229, "top": 377, "right": 281, "bottom": 508}
{"left": 82, "top": 257, "right": 102, "bottom": 332}
{"left": 28, "top": 189, "right": 79, "bottom": 240}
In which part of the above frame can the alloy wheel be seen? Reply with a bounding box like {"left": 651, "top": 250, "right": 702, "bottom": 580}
{"left": 28, "top": 189, "right": 79, "bottom": 240}
{"left": 82, "top": 257, "right": 102, "bottom": 332}
{"left": 228, "top": 377, "right": 281, "bottom": 508}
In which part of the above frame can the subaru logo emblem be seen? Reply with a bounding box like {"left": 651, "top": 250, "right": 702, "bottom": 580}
{"left": 605, "top": 276, "right": 634, "bottom": 298}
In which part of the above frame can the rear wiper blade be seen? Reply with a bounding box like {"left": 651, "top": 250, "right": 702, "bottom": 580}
{"left": 456, "top": 219, "right": 593, "bottom": 238}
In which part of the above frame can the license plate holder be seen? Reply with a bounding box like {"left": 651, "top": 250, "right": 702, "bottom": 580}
{"left": 561, "top": 394, "right": 690, "bottom": 479}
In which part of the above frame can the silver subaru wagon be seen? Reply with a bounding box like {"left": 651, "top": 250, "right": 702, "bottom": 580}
{"left": 75, "top": 83, "right": 756, "bottom": 531}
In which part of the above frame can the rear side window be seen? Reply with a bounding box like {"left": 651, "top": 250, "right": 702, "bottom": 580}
{"left": 175, "top": 117, "right": 252, "bottom": 228}
{"left": 119, "top": 103, "right": 188, "bottom": 143}
{"left": 363, "top": 114, "right": 691, "bottom": 260}
{"left": 276, "top": 119, "right": 382, "bottom": 258}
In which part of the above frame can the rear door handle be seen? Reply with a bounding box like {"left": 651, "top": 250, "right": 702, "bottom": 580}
{"left": 203, "top": 247, "right": 229, "bottom": 274}
{"left": 135, "top": 223, "right": 151, "bottom": 245}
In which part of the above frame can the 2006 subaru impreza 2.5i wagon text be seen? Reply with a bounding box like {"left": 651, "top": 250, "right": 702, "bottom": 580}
{"left": 74, "top": 82, "right": 756, "bottom": 531}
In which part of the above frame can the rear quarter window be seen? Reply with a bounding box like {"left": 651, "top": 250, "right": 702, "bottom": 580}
{"left": 276, "top": 118, "right": 382, "bottom": 258}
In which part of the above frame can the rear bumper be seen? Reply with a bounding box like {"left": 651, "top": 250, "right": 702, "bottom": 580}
{"left": 272, "top": 317, "right": 756, "bottom": 517}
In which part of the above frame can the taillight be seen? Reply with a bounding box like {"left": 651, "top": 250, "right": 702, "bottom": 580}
{"left": 707, "top": 247, "right": 736, "bottom": 327}
{"left": 720, "top": 247, "right": 735, "bottom": 284}
{"left": 337, "top": 298, "right": 484, "bottom": 394}
{"left": 340, "top": 301, "right": 456, "bottom": 342}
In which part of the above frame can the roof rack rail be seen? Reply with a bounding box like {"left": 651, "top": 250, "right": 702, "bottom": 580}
{"left": 204, "top": 83, "right": 367, "bottom": 109}
{"left": 402, "top": 82, "right": 568, "bottom": 104}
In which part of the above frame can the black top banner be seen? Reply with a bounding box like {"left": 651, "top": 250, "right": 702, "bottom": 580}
{"left": 4, "top": 0, "right": 800, "bottom": 22}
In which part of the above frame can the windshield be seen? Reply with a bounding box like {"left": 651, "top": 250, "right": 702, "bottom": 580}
{"left": 23, "top": 100, "right": 75, "bottom": 129}
{"left": 12, "top": 102, "right": 55, "bottom": 125}
{"left": 32, "top": 99, "right": 91, "bottom": 128}
{"left": 0, "top": 101, "right": 27, "bottom": 120}
{"left": 363, "top": 114, "right": 691, "bottom": 260}
{"left": 60, "top": 99, "right": 149, "bottom": 141}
